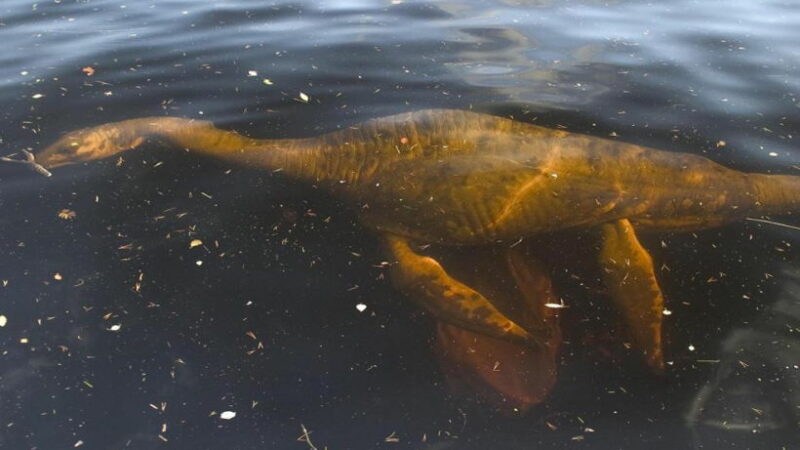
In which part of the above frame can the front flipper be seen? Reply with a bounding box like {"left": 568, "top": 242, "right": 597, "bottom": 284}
{"left": 383, "top": 234, "right": 535, "bottom": 345}
{"left": 431, "top": 245, "right": 562, "bottom": 410}
{"left": 599, "top": 219, "right": 665, "bottom": 371}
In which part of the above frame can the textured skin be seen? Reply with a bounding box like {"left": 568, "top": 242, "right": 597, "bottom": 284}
{"left": 38, "top": 109, "right": 800, "bottom": 244}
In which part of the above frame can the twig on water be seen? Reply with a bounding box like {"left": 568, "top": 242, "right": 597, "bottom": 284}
{"left": 0, "top": 150, "right": 52, "bottom": 177}
{"left": 746, "top": 217, "right": 800, "bottom": 232}
{"left": 297, "top": 424, "right": 318, "bottom": 450}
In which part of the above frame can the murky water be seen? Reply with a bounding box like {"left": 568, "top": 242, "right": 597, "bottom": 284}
{"left": 1, "top": 0, "right": 799, "bottom": 448}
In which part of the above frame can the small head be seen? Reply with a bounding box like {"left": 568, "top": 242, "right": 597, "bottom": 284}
{"left": 37, "top": 124, "right": 144, "bottom": 169}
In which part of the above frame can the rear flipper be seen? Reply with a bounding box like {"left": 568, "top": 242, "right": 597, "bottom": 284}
{"left": 599, "top": 219, "right": 665, "bottom": 371}
{"left": 383, "top": 234, "right": 538, "bottom": 345}
{"left": 433, "top": 246, "right": 562, "bottom": 410}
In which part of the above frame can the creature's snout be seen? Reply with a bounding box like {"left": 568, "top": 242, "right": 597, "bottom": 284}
{"left": 35, "top": 125, "right": 136, "bottom": 169}
{"left": 36, "top": 145, "right": 73, "bottom": 169}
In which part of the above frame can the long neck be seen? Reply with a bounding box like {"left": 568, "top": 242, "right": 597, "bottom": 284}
{"left": 127, "top": 117, "right": 323, "bottom": 182}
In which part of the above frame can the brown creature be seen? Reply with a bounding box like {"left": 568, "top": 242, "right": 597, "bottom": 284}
{"left": 20, "top": 109, "right": 800, "bottom": 409}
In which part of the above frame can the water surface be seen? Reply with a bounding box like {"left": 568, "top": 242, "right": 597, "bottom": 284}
{"left": 1, "top": 0, "right": 799, "bottom": 448}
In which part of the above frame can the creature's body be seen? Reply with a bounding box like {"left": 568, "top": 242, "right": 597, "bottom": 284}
{"left": 28, "top": 109, "right": 800, "bottom": 408}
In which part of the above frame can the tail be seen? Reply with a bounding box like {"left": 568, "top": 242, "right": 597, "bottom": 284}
{"left": 750, "top": 174, "right": 800, "bottom": 218}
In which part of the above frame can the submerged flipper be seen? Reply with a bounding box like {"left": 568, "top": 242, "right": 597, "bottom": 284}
{"left": 431, "top": 245, "right": 562, "bottom": 410}
{"left": 383, "top": 234, "right": 537, "bottom": 345}
{"left": 599, "top": 219, "right": 665, "bottom": 371}
{"left": 505, "top": 247, "right": 561, "bottom": 337}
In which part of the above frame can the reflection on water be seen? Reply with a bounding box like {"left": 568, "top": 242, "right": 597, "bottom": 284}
{"left": 1, "top": 0, "right": 800, "bottom": 448}
{"left": 688, "top": 264, "right": 800, "bottom": 447}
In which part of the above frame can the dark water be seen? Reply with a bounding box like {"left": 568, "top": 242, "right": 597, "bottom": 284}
{"left": 1, "top": 0, "right": 800, "bottom": 448}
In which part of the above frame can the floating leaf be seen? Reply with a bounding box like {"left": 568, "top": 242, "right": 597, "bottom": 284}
{"left": 58, "top": 209, "right": 77, "bottom": 220}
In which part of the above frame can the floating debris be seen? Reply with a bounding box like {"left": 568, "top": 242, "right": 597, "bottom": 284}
{"left": 0, "top": 315, "right": 7, "bottom": 327}
{"left": 0, "top": 149, "right": 52, "bottom": 177}
{"left": 298, "top": 92, "right": 310, "bottom": 103}
{"left": 219, "top": 411, "right": 236, "bottom": 420}
{"left": 297, "top": 424, "right": 317, "bottom": 449}
{"left": 82, "top": 66, "right": 95, "bottom": 76}
{"left": 58, "top": 209, "right": 77, "bottom": 220}
{"left": 544, "top": 300, "right": 568, "bottom": 309}
{"left": 108, "top": 324, "right": 122, "bottom": 332}
{"left": 262, "top": 78, "right": 274, "bottom": 85}
{"left": 746, "top": 217, "right": 800, "bottom": 232}
{"left": 355, "top": 303, "right": 367, "bottom": 312}
{"left": 247, "top": 70, "right": 258, "bottom": 77}
{"left": 189, "top": 239, "right": 203, "bottom": 248}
